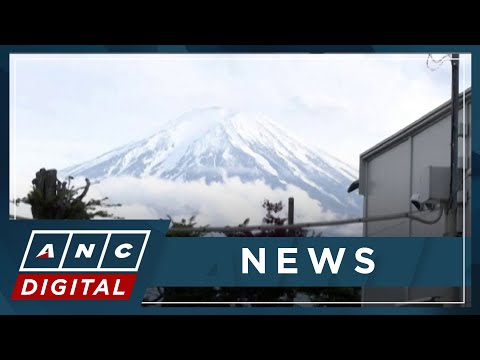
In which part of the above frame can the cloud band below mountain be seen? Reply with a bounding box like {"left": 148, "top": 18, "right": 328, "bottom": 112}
{"left": 86, "top": 176, "right": 362, "bottom": 236}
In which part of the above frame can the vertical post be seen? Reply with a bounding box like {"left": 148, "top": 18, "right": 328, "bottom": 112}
{"left": 288, "top": 197, "right": 294, "bottom": 226}
{"left": 287, "top": 197, "right": 294, "bottom": 236}
{"left": 446, "top": 53, "right": 462, "bottom": 304}
{"left": 446, "top": 53, "right": 460, "bottom": 237}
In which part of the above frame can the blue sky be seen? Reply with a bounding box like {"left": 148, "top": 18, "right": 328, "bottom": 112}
{"left": 10, "top": 53, "right": 471, "bottom": 199}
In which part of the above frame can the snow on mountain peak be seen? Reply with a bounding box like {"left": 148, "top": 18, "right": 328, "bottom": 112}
{"left": 62, "top": 107, "right": 362, "bottom": 218}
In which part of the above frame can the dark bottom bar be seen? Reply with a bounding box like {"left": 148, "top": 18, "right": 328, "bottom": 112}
{"left": 142, "top": 286, "right": 361, "bottom": 307}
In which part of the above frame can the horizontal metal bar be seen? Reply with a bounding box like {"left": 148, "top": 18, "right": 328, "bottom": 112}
{"left": 9, "top": 207, "right": 444, "bottom": 234}
{"left": 167, "top": 207, "right": 444, "bottom": 233}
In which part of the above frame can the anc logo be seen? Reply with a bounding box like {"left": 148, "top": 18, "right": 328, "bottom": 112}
{"left": 11, "top": 230, "right": 150, "bottom": 300}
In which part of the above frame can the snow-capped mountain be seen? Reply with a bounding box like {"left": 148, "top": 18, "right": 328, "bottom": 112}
{"left": 62, "top": 107, "right": 362, "bottom": 217}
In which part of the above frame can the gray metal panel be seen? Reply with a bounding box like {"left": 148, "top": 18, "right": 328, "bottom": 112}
{"left": 359, "top": 158, "right": 367, "bottom": 195}
{"left": 411, "top": 116, "right": 451, "bottom": 235}
{"left": 365, "top": 139, "right": 411, "bottom": 236}
{"left": 362, "top": 158, "right": 368, "bottom": 236}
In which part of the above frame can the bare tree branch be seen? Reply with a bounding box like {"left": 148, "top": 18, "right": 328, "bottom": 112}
{"left": 74, "top": 178, "right": 91, "bottom": 202}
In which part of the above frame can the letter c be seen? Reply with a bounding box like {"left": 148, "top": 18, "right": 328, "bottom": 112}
{"left": 115, "top": 243, "right": 133, "bottom": 258}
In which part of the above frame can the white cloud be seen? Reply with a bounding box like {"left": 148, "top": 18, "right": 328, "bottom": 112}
{"left": 77, "top": 176, "right": 359, "bottom": 234}
{"left": 8, "top": 174, "right": 369, "bottom": 237}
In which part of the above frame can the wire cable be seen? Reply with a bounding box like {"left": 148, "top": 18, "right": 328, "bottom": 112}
{"left": 408, "top": 204, "right": 444, "bottom": 224}
{"left": 426, "top": 53, "right": 452, "bottom": 71}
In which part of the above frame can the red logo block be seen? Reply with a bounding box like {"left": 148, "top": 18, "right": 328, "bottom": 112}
{"left": 12, "top": 274, "right": 137, "bottom": 300}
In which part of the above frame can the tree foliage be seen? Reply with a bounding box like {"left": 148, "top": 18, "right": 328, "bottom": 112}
{"left": 167, "top": 215, "right": 203, "bottom": 237}
{"left": 14, "top": 168, "right": 121, "bottom": 219}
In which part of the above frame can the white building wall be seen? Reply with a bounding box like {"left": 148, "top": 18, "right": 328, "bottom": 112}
{"left": 361, "top": 98, "right": 471, "bottom": 306}
{"left": 365, "top": 139, "right": 411, "bottom": 237}
{"left": 410, "top": 115, "right": 451, "bottom": 236}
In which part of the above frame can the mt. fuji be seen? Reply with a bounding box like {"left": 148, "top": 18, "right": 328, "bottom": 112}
{"left": 62, "top": 107, "right": 362, "bottom": 218}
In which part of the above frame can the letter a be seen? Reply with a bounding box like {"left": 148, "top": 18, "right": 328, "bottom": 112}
{"left": 36, "top": 244, "right": 54, "bottom": 259}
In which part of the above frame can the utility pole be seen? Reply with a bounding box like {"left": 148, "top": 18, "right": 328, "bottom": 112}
{"left": 287, "top": 197, "right": 294, "bottom": 235}
{"left": 445, "top": 53, "right": 462, "bottom": 305}
{"left": 446, "top": 53, "right": 460, "bottom": 237}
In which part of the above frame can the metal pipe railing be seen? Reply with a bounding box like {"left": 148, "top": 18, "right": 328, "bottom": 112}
{"left": 167, "top": 206, "right": 444, "bottom": 233}
{"left": 8, "top": 205, "right": 445, "bottom": 234}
